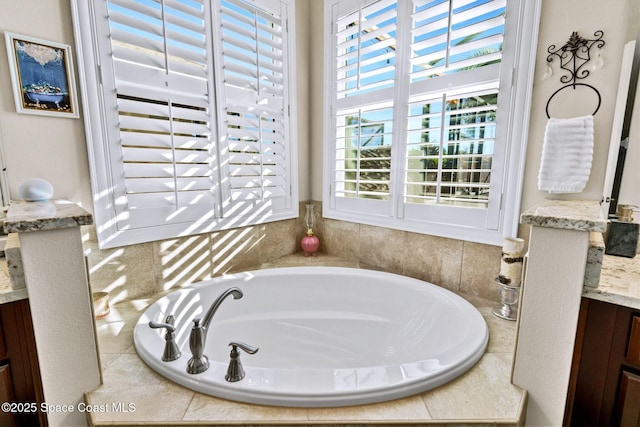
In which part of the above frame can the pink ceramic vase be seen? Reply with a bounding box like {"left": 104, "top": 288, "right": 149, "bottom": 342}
{"left": 301, "top": 232, "right": 320, "bottom": 256}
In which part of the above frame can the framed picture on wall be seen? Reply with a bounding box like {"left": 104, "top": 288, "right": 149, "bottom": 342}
{"left": 4, "top": 32, "right": 79, "bottom": 118}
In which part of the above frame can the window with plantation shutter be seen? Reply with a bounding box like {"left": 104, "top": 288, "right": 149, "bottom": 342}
{"left": 72, "top": 0, "right": 297, "bottom": 248}
{"left": 325, "top": 0, "right": 540, "bottom": 245}
{"left": 216, "top": 0, "right": 292, "bottom": 217}
{"left": 330, "top": 0, "right": 397, "bottom": 216}
{"left": 104, "top": 0, "right": 217, "bottom": 232}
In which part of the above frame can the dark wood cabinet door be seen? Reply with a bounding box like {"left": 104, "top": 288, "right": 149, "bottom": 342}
{"left": 0, "top": 364, "right": 16, "bottom": 427}
{"left": 627, "top": 316, "right": 640, "bottom": 367}
{"left": 616, "top": 370, "right": 640, "bottom": 427}
{"left": 0, "top": 300, "right": 46, "bottom": 426}
{"left": 566, "top": 299, "right": 640, "bottom": 427}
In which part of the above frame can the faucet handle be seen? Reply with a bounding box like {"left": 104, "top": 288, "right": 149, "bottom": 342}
{"left": 148, "top": 315, "right": 180, "bottom": 362}
{"left": 225, "top": 341, "right": 259, "bottom": 382}
{"left": 229, "top": 341, "right": 259, "bottom": 355}
{"left": 149, "top": 315, "right": 176, "bottom": 332}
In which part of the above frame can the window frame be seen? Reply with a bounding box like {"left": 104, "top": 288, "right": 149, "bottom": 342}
{"left": 71, "top": 0, "right": 298, "bottom": 249}
{"left": 323, "top": 0, "right": 541, "bottom": 245}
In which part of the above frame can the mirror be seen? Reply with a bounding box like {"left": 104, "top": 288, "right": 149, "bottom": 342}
{"left": 603, "top": 5, "right": 640, "bottom": 218}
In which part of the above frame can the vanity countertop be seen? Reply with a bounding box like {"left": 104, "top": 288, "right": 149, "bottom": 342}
{"left": 520, "top": 199, "right": 607, "bottom": 232}
{"left": 520, "top": 199, "right": 639, "bottom": 309}
{"left": 584, "top": 253, "right": 640, "bottom": 311}
{"left": 3, "top": 199, "right": 93, "bottom": 234}
{"left": 0, "top": 258, "right": 27, "bottom": 304}
{"left": 0, "top": 200, "right": 93, "bottom": 304}
{"left": 85, "top": 254, "right": 526, "bottom": 427}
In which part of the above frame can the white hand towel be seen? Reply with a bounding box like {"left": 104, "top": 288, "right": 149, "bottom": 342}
{"left": 537, "top": 115, "right": 594, "bottom": 193}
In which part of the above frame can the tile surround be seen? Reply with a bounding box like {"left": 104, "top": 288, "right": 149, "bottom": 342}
{"left": 84, "top": 201, "right": 503, "bottom": 306}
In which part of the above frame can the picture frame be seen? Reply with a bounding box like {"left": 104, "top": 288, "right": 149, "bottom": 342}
{"left": 4, "top": 32, "right": 79, "bottom": 118}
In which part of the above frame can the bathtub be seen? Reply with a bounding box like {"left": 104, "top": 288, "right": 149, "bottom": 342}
{"left": 133, "top": 266, "right": 488, "bottom": 407}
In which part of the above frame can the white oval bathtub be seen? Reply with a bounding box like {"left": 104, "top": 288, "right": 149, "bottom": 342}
{"left": 133, "top": 266, "right": 488, "bottom": 407}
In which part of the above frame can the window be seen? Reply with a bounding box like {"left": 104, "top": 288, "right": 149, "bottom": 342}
{"left": 72, "top": 0, "right": 297, "bottom": 248}
{"left": 324, "top": 0, "right": 540, "bottom": 245}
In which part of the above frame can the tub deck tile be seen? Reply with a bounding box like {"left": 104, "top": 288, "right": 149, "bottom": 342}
{"left": 183, "top": 393, "right": 309, "bottom": 423}
{"left": 86, "top": 254, "right": 524, "bottom": 426}
{"left": 421, "top": 353, "right": 524, "bottom": 421}
{"left": 87, "top": 353, "right": 195, "bottom": 424}
{"left": 307, "top": 394, "right": 431, "bottom": 423}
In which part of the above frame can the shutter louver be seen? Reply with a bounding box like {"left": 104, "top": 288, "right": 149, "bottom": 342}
{"left": 410, "top": 0, "right": 505, "bottom": 82}
{"left": 105, "top": 0, "right": 217, "bottom": 228}
{"left": 219, "top": 0, "right": 291, "bottom": 214}
{"left": 335, "top": 0, "right": 397, "bottom": 98}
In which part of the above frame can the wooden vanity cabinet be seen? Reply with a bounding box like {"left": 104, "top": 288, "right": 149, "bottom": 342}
{"left": 0, "top": 299, "right": 47, "bottom": 427}
{"left": 565, "top": 298, "right": 640, "bottom": 426}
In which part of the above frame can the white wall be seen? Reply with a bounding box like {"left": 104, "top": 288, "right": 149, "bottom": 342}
{"left": 0, "top": 0, "right": 93, "bottom": 209}
{"left": 520, "top": 1, "right": 637, "bottom": 214}
{"left": 0, "top": 0, "right": 312, "bottom": 209}
{"left": 295, "top": 0, "right": 312, "bottom": 202}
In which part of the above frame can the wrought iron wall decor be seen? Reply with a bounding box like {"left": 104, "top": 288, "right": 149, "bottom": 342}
{"left": 545, "top": 31, "right": 606, "bottom": 118}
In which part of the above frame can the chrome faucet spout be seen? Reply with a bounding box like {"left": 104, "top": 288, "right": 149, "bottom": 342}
{"left": 187, "top": 286, "right": 243, "bottom": 374}
{"left": 201, "top": 287, "right": 243, "bottom": 331}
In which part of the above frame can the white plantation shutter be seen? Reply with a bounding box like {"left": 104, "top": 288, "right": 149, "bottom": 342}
{"left": 72, "top": 0, "right": 297, "bottom": 248}
{"left": 216, "top": 0, "right": 292, "bottom": 216}
{"left": 410, "top": 0, "right": 506, "bottom": 81}
{"left": 403, "top": 0, "right": 506, "bottom": 228}
{"left": 334, "top": 103, "right": 394, "bottom": 201}
{"left": 330, "top": 0, "right": 397, "bottom": 215}
{"left": 404, "top": 87, "right": 498, "bottom": 207}
{"left": 325, "top": 0, "right": 535, "bottom": 244}
{"left": 98, "top": 0, "right": 217, "bottom": 231}
{"left": 335, "top": 0, "right": 397, "bottom": 98}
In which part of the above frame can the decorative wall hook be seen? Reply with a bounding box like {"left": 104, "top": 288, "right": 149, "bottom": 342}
{"left": 545, "top": 31, "right": 605, "bottom": 118}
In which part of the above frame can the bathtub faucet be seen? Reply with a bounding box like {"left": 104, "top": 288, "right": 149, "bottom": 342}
{"left": 187, "top": 287, "right": 243, "bottom": 374}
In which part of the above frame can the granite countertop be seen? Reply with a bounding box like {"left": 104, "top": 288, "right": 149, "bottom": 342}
{"left": 584, "top": 253, "right": 640, "bottom": 311}
{"left": 520, "top": 199, "right": 607, "bottom": 232}
{"left": 520, "top": 199, "right": 640, "bottom": 309}
{"left": 3, "top": 199, "right": 93, "bottom": 234}
{"left": 0, "top": 199, "right": 93, "bottom": 305}
{"left": 85, "top": 254, "right": 526, "bottom": 426}
{"left": 0, "top": 258, "right": 27, "bottom": 304}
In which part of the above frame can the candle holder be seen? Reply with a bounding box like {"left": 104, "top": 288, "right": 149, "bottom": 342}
{"left": 301, "top": 203, "right": 320, "bottom": 256}
{"left": 493, "top": 237, "right": 525, "bottom": 321}
{"left": 492, "top": 279, "right": 520, "bottom": 321}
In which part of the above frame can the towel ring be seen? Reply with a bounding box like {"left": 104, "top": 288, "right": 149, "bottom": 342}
{"left": 545, "top": 83, "right": 601, "bottom": 119}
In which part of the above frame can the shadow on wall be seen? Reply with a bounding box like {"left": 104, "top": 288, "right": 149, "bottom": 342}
{"left": 83, "top": 200, "right": 502, "bottom": 304}
{"left": 82, "top": 216, "right": 300, "bottom": 304}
